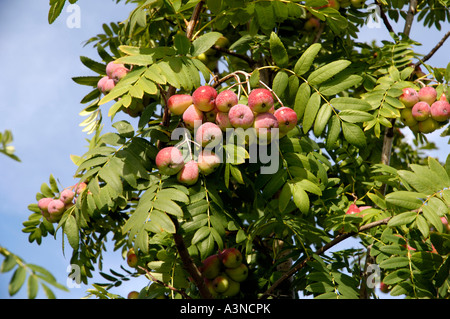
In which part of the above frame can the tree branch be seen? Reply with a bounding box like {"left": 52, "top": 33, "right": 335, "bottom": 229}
{"left": 259, "top": 217, "right": 392, "bottom": 299}
{"left": 414, "top": 30, "right": 450, "bottom": 68}
{"left": 376, "top": 1, "right": 395, "bottom": 34}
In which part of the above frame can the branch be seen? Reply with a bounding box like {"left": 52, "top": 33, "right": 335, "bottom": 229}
{"left": 414, "top": 30, "right": 450, "bottom": 68}
{"left": 403, "top": 0, "right": 418, "bottom": 36}
{"left": 259, "top": 217, "right": 392, "bottom": 299}
{"left": 376, "top": 1, "right": 395, "bottom": 34}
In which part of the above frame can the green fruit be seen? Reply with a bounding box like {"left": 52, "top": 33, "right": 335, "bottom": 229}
{"left": 222, "top": 278, "right": 240, "bottom": 297}
{"left": 225, "top": 263, "right": 249, "bottom": 282}
{"left": 212, "top": 274, "right": 230, "bottom": 293}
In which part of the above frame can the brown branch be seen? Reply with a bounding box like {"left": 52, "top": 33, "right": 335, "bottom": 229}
{"left": 376, "top": 1, "right": 395, "bottom": 34}
{"left": 259, "top": 217, "right": 392, "bottom": 299}
{"left": 403, "top": 0, "right": 418, "bottom": 36}
{"left": 414, "top": 30, "right": 450, "bottom": 68}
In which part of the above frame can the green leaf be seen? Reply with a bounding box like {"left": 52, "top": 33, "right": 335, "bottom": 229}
{"left": 48, "top": 0, "right": 66, "bottom": 24}
{"left": 326, "top": 115, "right": 341, "bottom": 148}
{"left": 269, "top": 32, "right": 289, "bottom": 68}
{"left": 302, "top": 92, "right": 321, "bottom": 134}
{"left": 341, "top": 122, "right": 366, "bottom": 148}
{"left": 80, "top": 56, "right": 106, "bottom": 75}
{"left": 319, "top": 74, "right": 362, "bottom": 96}
{"left": 64, "top": 215, "right": 79, "bottom": 251}
{"left": 379, "top": 256, "right": 410, "bottom": 270}
{"left": 8, "top": 266, "right": 27, "bottom": 296}
{"left": 191, "top": 32, "right": 223, "bottom": 57}
{"left": 153, "top": 198, "right": 183, "bottom": 217}
{"left": 272, "top": 71, "right": 289, "bottom": 98}
{"left": 388, "top": 211, "right": 417, "bottom": 227}
{"left": 294, "top": 82, "right": 311, "bottom": 120}
{"left": 278, "top": 182, "right": 292, "bottom": 212}
{"left": 313, "top": 104, "right": 332, "bottom": 137}
{"left": 174, "top": 33, "right": 191, "bottom": 55}
{"left": 207, "top": 0, "right": 222, "bottom": 14}
{"left": 330, "top": 97, "right": 372, "bottom": 111}
{"left": 192, "top": 226, "right": 211, "bottom": 245}
{"left": 307, "top": 60, "right": 351, "bottom": 86}
{"left": 151, "top": 210, "right": 176, "bottom": 233}
{"left": 27, "top": 275, "right": 39, "bottom": 299}
{"left": 294, "top": 43, "right": 321, "bottom": 76}
{"left": 385, "top": 191, "right": 425, "bottom": 210}
{"left": 422, "top": 205, "right": 444, "bottom": 233}
{"left": 292, "top": 184, "right": 310, "bottom": 214}
{"left": 1, "top": 254, "right": 17, "bottom": 273}
{"left": 112, "top": 120, "right": 134, "bottom": 138}
{"left": 338, "top": 110, "right": 374, "bottom": 123}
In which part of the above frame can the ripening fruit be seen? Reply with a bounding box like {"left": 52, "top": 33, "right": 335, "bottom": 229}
{"left": 430, "top": 101, "right": 450, "bottom": 122}
{"left": 97, "top": 76, "right": 115, "bottom": 94}
{"left": 219, "top": 248, "right": 243, "bottom": 269}
{"left": 60, "top": 189, "right": 75, "bottom": 205}
{"left": 177, "top": 160, "right": 199, "bottom": 186}
{"left": 418, "top": 117, "right": 439, "bottom": 134}
{"left": 247, "top": 89, "right": 274, "bottom": 113}
{"left": 225, "top": 263, "right": 249, "bottom": 282}
{"left": 398, "top": 88, "right": 419, "bottom": 108}
{"left": 345, "top": 203, "right": 361, "bottom": 215}
{"left": 400, "top": 108, "right": 418, "bottom": 127}
{"left": 155, "top": 146, "right": 185, "bottom": 176}
{"left": 215, "top": 112, "right": 233, "bottom": 131}
{"left": 195, "top": 122, "right": 223, "bottom": 148}
{"left": 221, "top": 278, "right": 240, "bottom": 297}
{"left": 304, "top": 17, "right": 320, "bottom": 32}
{"left": 182, "top": 104, "right": 204, "bottom": 130}
{"left": 197, "top": 151, "right": 221, "bottom": 175}
{"left": 200, "top": 254, "right": 221, "bottom": 279}
{"left": 215, "top": 90, "right": 238, "bottom": 113}
{"left": 106, "top": 61, "right": 126, "bottom": 78}
{"left": 273, "top": 107, "right": 298, "bottom": 134}
{"left": 253, "top": 112, "right": 279, "bottom": 144}
{"left": 412, "top": 101, "right": 431, "bottom": 121}
{"left": 228, "top": 104, "right": 255, "bottom": 129}
{"left": 418, "top": 86, "right": 437, "bottom": 105}
{"left": 47, "top": 199, "right": 66, "bottom": 222}
{"left": 127, "top": 253, "right": 138, "bottom": 268}
{"left": 212, "top": 274, "right": 230, "bottom": 293}
{"left": 167, "top": 94, "right": 193, "bottom": 116}
{"left": 127, "top": 291, "right": 140, "bottom": 299}
{"left": 192, "top": 85, "right": 218, "bottom": 112}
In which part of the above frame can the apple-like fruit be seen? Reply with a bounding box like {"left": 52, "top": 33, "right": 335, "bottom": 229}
{"left": 204, "top": 107, "right": 219, "bottom": 123}
{"left": 197, "top": 151, "right": 221, "bottom": 175}
{"left": 215, "top": 112, "right": 233, "bottom": 131}
{"left": 215, "top": 90, "right": 238, "bottom": 113}
{"left": 60, "top": 189, "right": 75, "bottom": 205}
{"left": 253, "top": 112, "right": 279, "bottom": 144}
{"left": 111, "top": 66, "right": 129, "bottom": 83}
{"left": 350, "top": 0, "right": 365, "bottom": 8}
{"left": 228, "top": 104, "right": 255, "bottom": 129}
{"left": 439, "top": 93, "right": 448, "bottom": 102}
{"left": 212, "top": 274, "right": 230, "bottom": 293}
{"left": 97, "top": 76, "right": 115, "bottom": 94}
{"left": 195, "top": 122, "right": 223, "bottom": 148}
{"left": 47, "top": 199, "right": 66, "bottom": 222}
{"left": 38, "top": 197, "right": 53, "bottom": 213}
{"left": 155, "top": 146, "right": 185, "bottom": 176}
{"left": 177, "top": 160, "right": 199, "bottom": 186}
{"left": 399, "top": 88, "right": 419, "bottom": 108}
{"left": 127, "top": 291, "right": 140, "bottom": 299}
{"left": 76, "top": 182, "right": 87, "bottom": 195}
{"left": 418, "top": 117, "right": 439, "bottom": 134}
{"left": 248, "top": 89, "right": 274, "bottom": 113}
{"left": 345, "top": 203, "right": 360, "bottom": 215}
{"left": 379, "top": 282, "right": 390, "bottom": 294}
{"left": 400, "top": 108, "right": 418, "bottom": 127}
{"left": 127, "top": 253, "right": 138, "bottom": 268}
{"left": 418, "top": 86, "right": 437, "bottom": 105}
{"left": 200, "top": 254, "right": 221, "bottom": 279}
{"left": 204, "top": 278, "right": 219, "bottom": 297}
{"left": 274, "top": 107, "right": 298, "bottom": 134}
{"left": 430, "top": 101, "right": 450, "bottom": 122}
{"left": 225, "top": 263, "right": 248, "bottom": 282}
{"left": 182, "top": 104, "right": 204, "bottom": 130}
{"left": 412, "top": 101, "right": 431, "bottom": 121}
{"left": 304, "top": 17, "right": 320, "bottom": 32}
{"left": 167, "top": 94, "right": 193, "bottom": 115}
{"left": 219, "top": 248, "right": 243, "bottom": 269}
{"left": 221, "top": 278, "right": 240, "bottom": 297}
{"left": 106, "top": 61, "right": 126, "bottom": 78}
{"left": 192, "top": 85, "right": 218, "bottom": 112}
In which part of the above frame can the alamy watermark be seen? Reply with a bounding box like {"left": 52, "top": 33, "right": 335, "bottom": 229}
{"left": 66, "top": 4, "right": 81, "bottom": 29}
{"left": 67, "top": 264, "right": 81, "bottom": 288}
{"left": 366, "top": 4, "right": 382, "bottom": 29}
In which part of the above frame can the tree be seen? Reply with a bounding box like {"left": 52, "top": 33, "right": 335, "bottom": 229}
{"left": 13, "top": 0, "right": 450, "bottom": 299}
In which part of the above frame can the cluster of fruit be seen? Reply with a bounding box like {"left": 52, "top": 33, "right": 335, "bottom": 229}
{"left": 155, "top": 85, "right": 298, "bottom": 183}
{"left": 200, "top": 248, "right": 248, "bottom": 298}
{"left": 37, "top": 182, "right": 87, "bottom": 223}
{"left": 97, "top": 61, "right": 130, "bottom": 94}
{"left": 399, "top": 86, "right": 450, "bottom": 134}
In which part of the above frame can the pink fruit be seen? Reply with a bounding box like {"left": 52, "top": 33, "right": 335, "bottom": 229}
{"left": 430, "top": 101, "right": 450, "bottom": 122}
{"left": 155, "top": 146, "right": 185, "bottom": 176}
{"left": 177, "top": 160, "right": 199, "bottom": 186}
{"left": 106, "top": 61, "right": 126, "bottom": 78}
{"left": 76, "top": 182, "right": 87, "bottom": 194}
{"left": 418, "top": 117, "right": 439, "bottom": 134}
{"left": 195, "top": 122, "right": 223, "bottom": 148}
{"left": 111, "top": 67, "right": 129, "bottom": 83}
{"left": 47, "top": 199, "right": 66, "bottom": 222}
{"left": 253, "top": 112, "right": 279, "bottom": 144}
{"left": 167, "top": 94, "right": 193, "bottom": 115}
{"left": 215, "top": 112, "right": 233, "bottom": 131}
{"left": 192, "top": 85, "right": 218, "bottom": 112}
{"left": 412, "top": 101, "right": 431, "bottom": 121}
{"left": 215, "top": 90, "right": 238, "bottom": 112}
{"left": 398, "top": 88, "right": 419, "bottom": 108}
{"left": 60, "top": 189, "right": 75, "bottom": 205}
{"left": 274, "top": 107, "right": 298, "bottom": 133}
{"left": 418, "top": 86, "right": 437, "bottom": 105}
{"left": 38, "top": 197, "right": 53, "bottom": 212}
{"left": 219, "top": 248, "right": 243, "bottom": 269}
{"left": 439, "top": 93, "right": 448, "bottom": 102}
{"left": 197, "top": 151, "right": 221, "bottom": 175}
{"left": 97, "top": 76, "right": 115, "bottom": 94}
{"left": 247, "top": 89, "right": 274, "bottom": 113}
{"left": 228, "top": 104, "right": 255, "bottom": 129}
{"left": 182, "top": 104, "right": 204, "bottom": 130}
{"left": 345, "top": 204, "right": 360, "bottom": 215}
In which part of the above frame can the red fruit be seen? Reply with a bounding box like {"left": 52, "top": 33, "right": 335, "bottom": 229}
{"left": 215, "top": 90, "right": 238, "bottom": 113}
{"left": 177, "top": 160, "right": 199, "bottom": 186}
{"left": 228, "top": 104, "right": 255, "bottom": 129}
{"left": 197, "top": 151, "right": 221, "bottom": 175}
{"left": 195, "top": 122, "right": 223, "bottom": 148}
{"left": 192, "top": 85, "right": 218, "bottom": 112}
{"left": 430, "top": 101, "right": 450, "bottom": 122}
{"left": 274, "top": 107, "right": 298, "bottom": 134}
{"left": 418, "top": 86, "right": 437, "bottom": 105}
{"left": 167, "top": 94, "right": 193, "bottom": 115}
{"left": 215, "top": 112, "right": 233, "bottom": 131}
{"left": 219, "top": 248, "right": 243, "bottom": 269}
{"left": 106, "top": 61, "right": 126, "bottom": 78}
{"left": 97, "top": 76, "right": 115, "bottom": 94}
{"left": 345, "top": 204, "right": 361, "bottom": 215}
{"left": 253, "top": 112, "right": 279, "bottom": 144}
{"left": 60, "top": 189, "right": 75, "bottom": 205}
{"left": 155, "top": 147, "right": 185, "bottom": 176}
{"left": 248, "top": 89, "right": 274, "bottom": 113}
{"left": 412, "top": 101, "right": 431, "bottom": 121}
{"left": 398, "top": 88, "right": 419, "bottom": 108}
{"left": 182, "top": 104, "right": 204, "bottom": 130}
{"left": 200, "top": 254, "right": 221, "bottom": 279}
{"left": 38, "top": 197, "right": 53, "bottom": 212}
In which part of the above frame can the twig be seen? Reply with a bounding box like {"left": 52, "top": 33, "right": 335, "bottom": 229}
{"left": 259, "top": 217, "right": 392, "bottom": 299}
{"left": 138, "top": 266, "right": 192, "bottom": 299}
{"left": 414, "top": 30, "right": 450, "bottom": 68}
{"left": 376, "top": 1, "right": 395, "bottom": 34}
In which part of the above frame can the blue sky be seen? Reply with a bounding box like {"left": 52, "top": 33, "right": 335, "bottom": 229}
{"left": 0, "top": 1, "right": 449, "bottom": 299}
